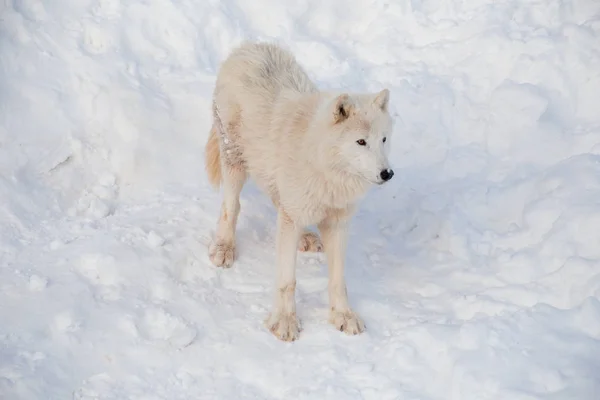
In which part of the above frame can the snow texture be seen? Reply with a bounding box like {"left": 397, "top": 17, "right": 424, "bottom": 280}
{"left": 1, "top": 0, "right": 600, "bottom": 399}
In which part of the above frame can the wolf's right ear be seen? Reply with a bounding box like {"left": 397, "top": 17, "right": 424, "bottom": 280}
{"left": 332, "top": 94, "right": 354, "bottom": 124}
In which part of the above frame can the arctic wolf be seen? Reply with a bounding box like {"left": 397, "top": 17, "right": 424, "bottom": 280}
{"left": 205, "top": 41, "right": 394, "bottom": 341}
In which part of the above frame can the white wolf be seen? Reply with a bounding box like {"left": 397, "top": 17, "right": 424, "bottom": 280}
{"left": 204, "top": 41, "right": 394, "bottom": 341}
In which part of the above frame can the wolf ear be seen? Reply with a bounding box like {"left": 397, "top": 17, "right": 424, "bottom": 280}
{"left": 333, "top": 94, "right": 354, "bottom": 124}
{"left": 373, "top": 89, "right": 390, "bottom": 111}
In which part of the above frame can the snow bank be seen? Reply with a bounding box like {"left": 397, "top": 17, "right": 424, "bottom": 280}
{"left": 1, "top": 0, "right": 599, "bottom": 398}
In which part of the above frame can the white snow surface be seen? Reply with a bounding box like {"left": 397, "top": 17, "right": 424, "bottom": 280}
{"left": 2, "top": 0, "right": 600, "bottom": 398}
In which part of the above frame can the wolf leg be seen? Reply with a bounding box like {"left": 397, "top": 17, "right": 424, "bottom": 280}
{"left": 209, "top": 165, "right": 246, "bottom": 268}
{"left": 269, "top": 196, "right": 322, "bottom": 253}
{"left": 298, "top": 230, "right": 324, "bottom": 252}
{"left": 318, "top": 213, "right": 365, "bottom": 335}
{"left": 265, "top": 210, "right": 302, "bottom": 341}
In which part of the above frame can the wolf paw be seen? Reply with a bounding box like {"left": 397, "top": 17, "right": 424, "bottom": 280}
{"left": 329, "top": 309, "right": 365, "bottom": 335}
{"left": 265, "top": 312, "right": 301, "bottom": 341}
{"left": 208, "top": 240, "right": 235, "bottom": 268}
{"left": 298, "top": 231, "right": 323, "bottom": 252}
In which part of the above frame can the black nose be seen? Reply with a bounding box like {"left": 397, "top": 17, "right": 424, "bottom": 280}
{"left": 380, "top": 169, "right": 394, "bottom": 182}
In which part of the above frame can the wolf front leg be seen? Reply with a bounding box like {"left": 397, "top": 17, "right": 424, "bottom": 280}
{"left": 318, "top": 211, "right": 365, "bottom": 335}
{"left": 265, "top": 210, "right": 302, "bottom": 341}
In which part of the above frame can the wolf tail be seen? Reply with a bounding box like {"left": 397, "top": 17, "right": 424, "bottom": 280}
{"left": 205, "top": 121, "right": 222, "bottom": 189}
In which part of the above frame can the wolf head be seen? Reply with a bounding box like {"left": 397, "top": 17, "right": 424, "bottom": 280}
{"left": 322, "top": 89, "right": 394, "bottom": 185}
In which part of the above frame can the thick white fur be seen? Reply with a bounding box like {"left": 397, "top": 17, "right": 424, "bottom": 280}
{"left": 205, "top": 41, "right": 394, "bottom": 341}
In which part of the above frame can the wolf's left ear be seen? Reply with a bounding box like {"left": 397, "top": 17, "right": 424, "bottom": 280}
{"left": 373, "top": 89, "right": 390, "bottom": 112}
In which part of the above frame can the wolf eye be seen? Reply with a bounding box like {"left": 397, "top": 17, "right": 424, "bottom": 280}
{"left": 383, "top": 137, "right": 387, "bottom": 143}
{"left": 356, "top": 139, "right": 367, "bottom": 146}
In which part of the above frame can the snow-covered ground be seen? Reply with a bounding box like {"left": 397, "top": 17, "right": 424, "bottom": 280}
{"left": 2, "top": 0, "right": 600, "bottom": 398}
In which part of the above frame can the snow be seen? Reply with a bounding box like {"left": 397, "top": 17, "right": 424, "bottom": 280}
{"left": 1, "top": 0, "right": 600, "bottom": 398}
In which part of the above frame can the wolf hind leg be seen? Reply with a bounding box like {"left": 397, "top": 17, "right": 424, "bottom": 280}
{"left": 298, "top": 230, "right": 323, "bottom": 252}
{"left": 209, "top": 164, "right": 247, "bottom": 268}
{"left": 269, "top": 195, "right": 323, "bottom": 253}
